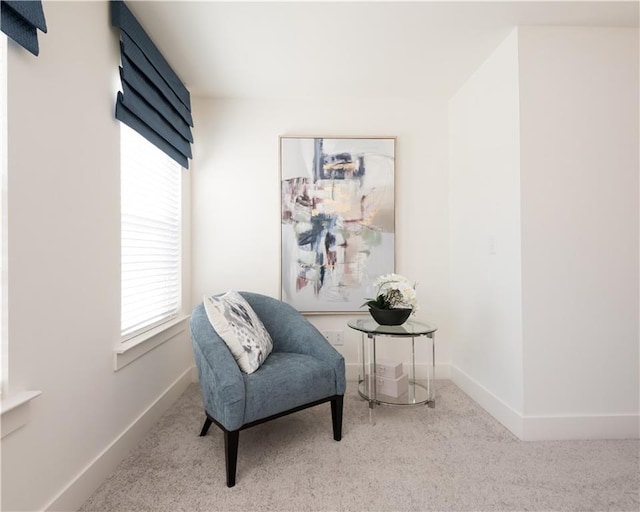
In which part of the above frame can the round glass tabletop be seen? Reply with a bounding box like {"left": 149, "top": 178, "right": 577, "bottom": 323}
{"left": 348, "top": 318, "right": 437, "bottom": 336}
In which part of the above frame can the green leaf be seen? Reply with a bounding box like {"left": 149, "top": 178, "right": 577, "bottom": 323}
{"left": 360, "top": 296, "right": 389, "bottom": 310}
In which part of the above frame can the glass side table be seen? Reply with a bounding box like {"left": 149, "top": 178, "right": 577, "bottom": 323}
{"left": 348, "top": 318, "right": 437, "bottom": 423}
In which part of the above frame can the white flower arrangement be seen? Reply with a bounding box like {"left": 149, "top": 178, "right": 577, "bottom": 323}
{"left": 362, "top": 273, "right": 418, "bottom": 311}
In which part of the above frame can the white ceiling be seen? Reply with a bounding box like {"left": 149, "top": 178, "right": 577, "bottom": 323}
{"left": 128, "top": 1, "right": 639, "bottom": 100}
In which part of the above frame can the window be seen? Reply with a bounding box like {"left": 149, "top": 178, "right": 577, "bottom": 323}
{"left": 121, "top": 124, "right": 182, "bottom": 340}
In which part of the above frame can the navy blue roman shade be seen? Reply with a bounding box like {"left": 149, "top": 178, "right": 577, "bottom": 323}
{"left": 0, "top": 0, "right": 47, "bottom": 56}
{"left": 111, "top": 0, "right": 193, "bottom": 168}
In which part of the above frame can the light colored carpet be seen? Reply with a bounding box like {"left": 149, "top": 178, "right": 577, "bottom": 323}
{"left": 79, "top": 381, "right": 639, "bottom": 511}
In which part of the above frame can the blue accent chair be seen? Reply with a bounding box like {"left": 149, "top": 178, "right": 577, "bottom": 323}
{"left": 190, "top": 292, "right": 346, "bottom": 487}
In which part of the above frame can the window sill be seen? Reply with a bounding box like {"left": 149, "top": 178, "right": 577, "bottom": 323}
{"left": 1, "top": 390, "right": 42, "bottom": 438}
{"left": 114, "top": 315, "right": 190, "bottom": 371}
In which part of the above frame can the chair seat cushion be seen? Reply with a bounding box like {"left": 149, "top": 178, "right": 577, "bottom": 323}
{"left": 242, "top": 352, "right": 337, "bottom": 425}
{"left": 203, "top": 291, "right": 273, "bottom": 374}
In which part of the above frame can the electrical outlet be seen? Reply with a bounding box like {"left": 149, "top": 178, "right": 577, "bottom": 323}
{"left": 322, "top": 330, "right": 344, "bottom": 346}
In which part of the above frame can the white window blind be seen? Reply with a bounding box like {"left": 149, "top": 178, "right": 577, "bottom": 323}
{"left": 121, "top": 124, "right": 182, "bottom": 339}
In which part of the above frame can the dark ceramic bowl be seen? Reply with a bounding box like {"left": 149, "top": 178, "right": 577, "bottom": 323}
{"left": 368, "top": 307, "right": 412, "bottom": 326}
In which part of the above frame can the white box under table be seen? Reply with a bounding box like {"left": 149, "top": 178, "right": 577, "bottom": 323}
{"left": 375, "top": 372, "right": 409, "bottom": 398}
{"left": 370, "top": 359, "right": 403, "bottom": 379}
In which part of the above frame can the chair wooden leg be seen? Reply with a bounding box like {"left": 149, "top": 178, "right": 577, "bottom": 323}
{"left": 200, "top": 416, "right": 213, "bottom": 436}
{"left": 224, "top": 429, "right": 240, "bottom": 487}
{"left": 331, "top": 395, "right": 343, "bottom": 441}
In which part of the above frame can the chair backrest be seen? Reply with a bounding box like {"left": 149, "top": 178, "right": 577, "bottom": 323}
{"left": 238, "top": 292, "right": 313, "bottom": 353}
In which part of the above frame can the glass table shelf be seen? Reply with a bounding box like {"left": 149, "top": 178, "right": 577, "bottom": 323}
{"left": 357, "top": 379, "right": 432, "bottom": 406}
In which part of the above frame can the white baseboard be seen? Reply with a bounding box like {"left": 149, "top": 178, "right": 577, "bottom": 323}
{"left": 450, "top": 364, "right": 640, "bottom": 441}
{"left": 345, "top": 362, "right": 450, "bottom": 382}
{"left": 45, "top": 366, "right": 195, "bottom": 512}
{"left": 522, "top": 413, "right": 640, "bottom": 441}
{"left": 450, "top": 364, "right": 524, "bottom": 438}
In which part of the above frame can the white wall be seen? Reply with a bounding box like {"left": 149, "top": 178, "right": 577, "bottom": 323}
{"left": 191, "top": 97, "right": 450, "bottom": 372}
{"left": 449, "top": 26, "right": 639, "bottom": 440}
{"left": 448, "top": 29, "right": 524, "bottom": 433}
{"left": 1, "top": 3, "right": 193, "bottom": 510}
{"left": 518, "top": 28, "right": 639, "bottom": 424}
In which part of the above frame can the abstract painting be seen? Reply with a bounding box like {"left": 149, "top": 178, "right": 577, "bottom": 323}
{"left": 280, "top": 136, "right": 395, "bottom": 313}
